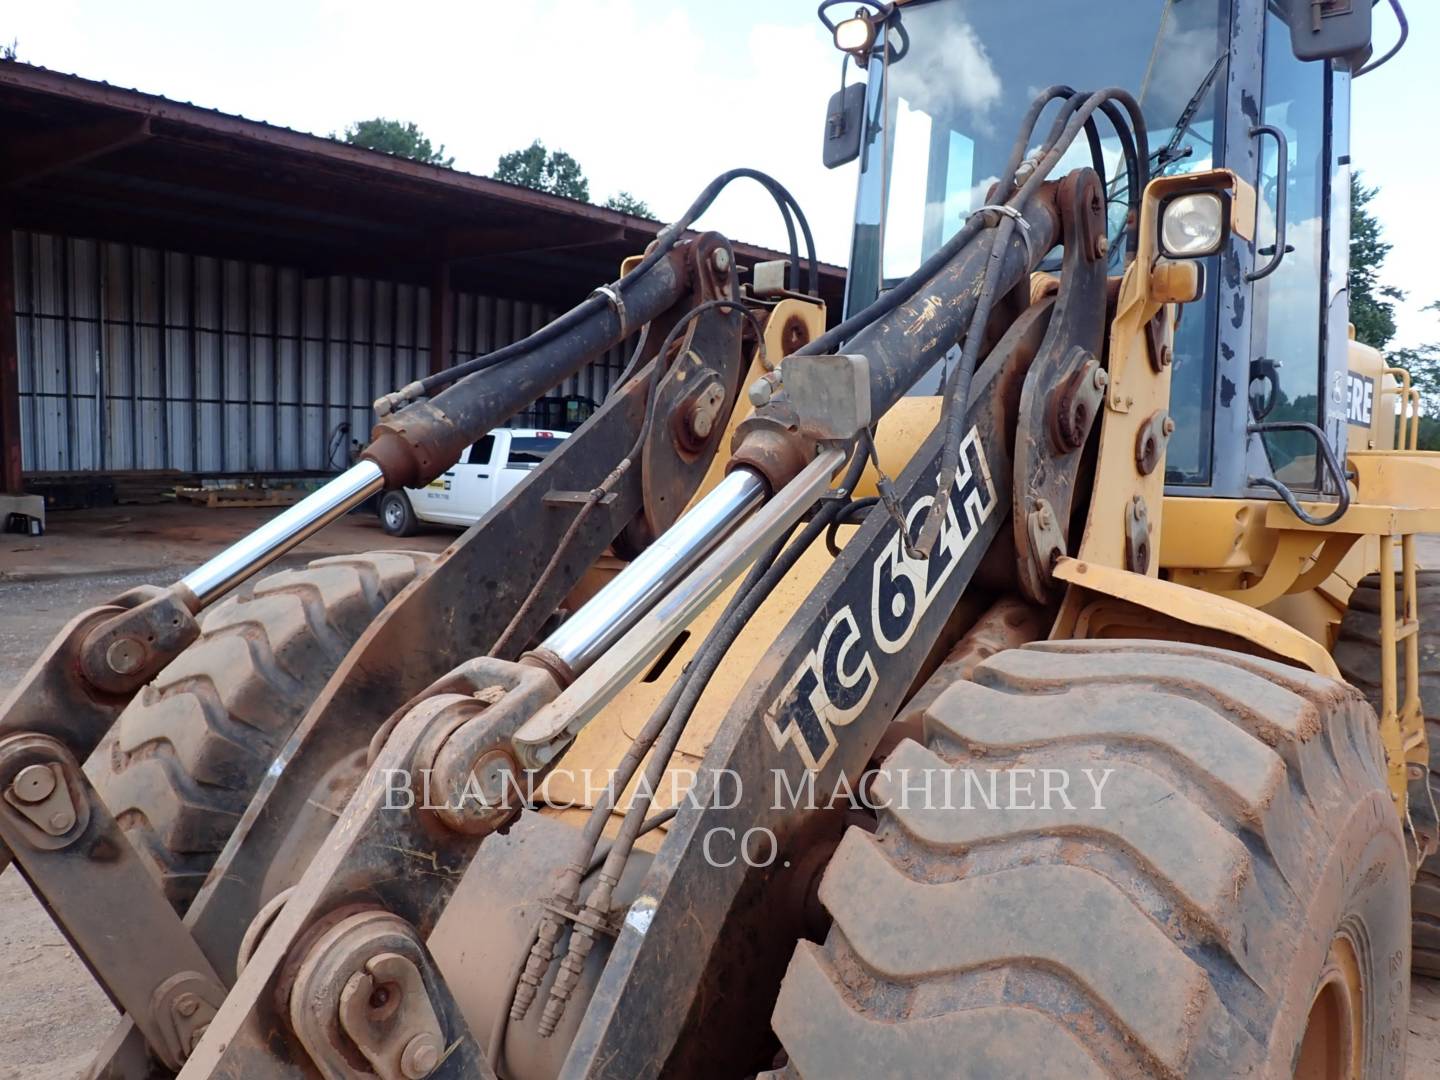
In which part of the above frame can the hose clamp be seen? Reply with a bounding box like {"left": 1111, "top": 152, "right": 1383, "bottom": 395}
{"left": 591, "top": 285, "right": 631, "bottom": 339}
{"left": 969, "top": 203, "right": 1035, "bottom": 266}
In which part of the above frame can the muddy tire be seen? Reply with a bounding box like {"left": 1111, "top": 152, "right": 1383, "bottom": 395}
{"left": 771, "top": 640, "right": 1410, "bottom": 1078}
{"left": 85, "top": 551, "right": 433, "bottom": 912}
{"left": 1335, "top": 568, "right": 1440, "bottom": 976}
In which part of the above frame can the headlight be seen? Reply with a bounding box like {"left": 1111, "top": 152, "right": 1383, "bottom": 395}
{"left": 1160, "top": 193, "right": 1226, "bottom": 258}
{"left": 834, "top": 14, "right": 876, "bottom": 55}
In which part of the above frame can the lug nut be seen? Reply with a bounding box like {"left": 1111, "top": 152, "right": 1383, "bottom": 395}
{"left": 400, "top": 1033, "right": 442, "bottom": 1078}
{"left": 11, "top": 763, "right": 56, "bottom": 804}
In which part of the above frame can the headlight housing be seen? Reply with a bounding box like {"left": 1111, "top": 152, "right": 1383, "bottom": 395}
{"left": 833, "top": 14, "right": 877, "bottom": 56}
{"left": 1159, "top": 192, "right": 1228, "bottom": 258}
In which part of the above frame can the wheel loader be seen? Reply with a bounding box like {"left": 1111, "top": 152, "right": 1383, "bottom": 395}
{"left": 0, "top": 0, "right": 1431, "bottom": 1076}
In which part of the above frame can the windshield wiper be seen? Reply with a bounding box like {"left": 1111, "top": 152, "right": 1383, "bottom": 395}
{"left": 1155, "top": 49, "right": 1229, "bottom": 168}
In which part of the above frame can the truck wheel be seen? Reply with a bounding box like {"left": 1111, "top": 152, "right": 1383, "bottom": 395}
{"left": 771, "top": 640, "right": 1409, "bottom": 1078}
{"left": 380, "top": 490, "right": 419, "bottom": 536}
{"left": 85, "top": 551, "right": 433, "bottom": 912}
{"left": 1335, "top": 569, "right": 1440, "bottom": 976}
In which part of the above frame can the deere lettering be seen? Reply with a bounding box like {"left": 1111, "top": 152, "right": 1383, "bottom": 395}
{"left": 1347, "top": 372, "right": 1375, "bottom": 427}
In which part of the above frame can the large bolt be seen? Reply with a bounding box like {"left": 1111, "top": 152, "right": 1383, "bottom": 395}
{"left": 11, "top": 763, "right": 56, "bottom": 804}
{"left": 175, "top": 993, "right": 200, "bottom": 1018}
{"left": 477, "top": 751, "right": 512, "bottom": 798}
{"left": 1091, "top": 367, "right": 1109, "bottom": 391}
{"left": 400, "top": 1033, "right": 442, "bottom": 1079}
{"left": 106, "top": 637, "right": 145, "bottom": 676}
{"left": 711, "top": 247, "right": 731, "bottom": 274}
{"left": 687, "top": 384, "right": 726, "bottom": 442}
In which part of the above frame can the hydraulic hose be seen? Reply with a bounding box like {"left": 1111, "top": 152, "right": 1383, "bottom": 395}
{"left": 914, "top": 87, "right": 1148, "bottom": 555}
{"left": 380, "top": 169, "right": 819, "bottom": 412}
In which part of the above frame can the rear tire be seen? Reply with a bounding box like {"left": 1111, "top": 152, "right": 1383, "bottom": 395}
{"left": 1335, "top": 569, "right": 1440, "bottom": 976}
{"left": 771, "top": 640, "right": 1409, "bottom": 1078}
{"left": 85, "top": 550, "right": 433, "bottom": 912}
{"left": 380, "top": 490, "right": 419, "bottom": 537}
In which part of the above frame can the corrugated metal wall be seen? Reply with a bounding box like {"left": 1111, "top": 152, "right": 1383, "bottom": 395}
{"left": 12, "top": 231, "right": 626, "bottom": 474}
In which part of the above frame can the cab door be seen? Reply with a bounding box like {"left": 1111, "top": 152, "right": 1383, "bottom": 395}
{"left": 495, "top": 431, "right": 565, "bottom": 503}
{"left": 447, "top": 433, "right": 500, "bottom": 521}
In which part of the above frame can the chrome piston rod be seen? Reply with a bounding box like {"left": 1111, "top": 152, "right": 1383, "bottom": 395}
{"left": 516, "top": 447, "right": 846, "bottom": 767}
{"left": 178, "top": 460, "right": 386, "bottom": 608}
{"left": 538, "top": 468, "right": 768, "bottom": 678}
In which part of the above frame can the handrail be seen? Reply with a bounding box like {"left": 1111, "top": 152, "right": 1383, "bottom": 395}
{"left": 1383, "top": 366, "right": 1420, "bottom": 451}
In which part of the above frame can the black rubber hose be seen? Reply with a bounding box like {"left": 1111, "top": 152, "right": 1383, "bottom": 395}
{"left": 916, "top": 88, "right": 1147, "bottom": 555}
{"left": 797, "top": 84, "right": 1079, "bottom": 361}
{"left": 591, "top": 444, "right": 870, "bottom": 874}
{"left": 409, "top": 168, "right": 816, "bottom": 401}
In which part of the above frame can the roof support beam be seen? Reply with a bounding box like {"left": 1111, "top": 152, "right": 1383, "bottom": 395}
{"left": 439, "top": 223, "right": 631, "bottom": 260}
{"left": 0, "top": 115, "right": 151, "bottom": 187}
{"left": 0, "top": 204, "right": 23, "bottom": 493}
{"left": 429, "top": 261, "right": 454, "bottom": 377}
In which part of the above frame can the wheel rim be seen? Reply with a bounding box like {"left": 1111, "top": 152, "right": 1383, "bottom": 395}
{"left": 1294, "top": 932, "right": 1364, "bottom": 1080}
{"left": 384, "top": 498, "right": 404, "bottom": 529}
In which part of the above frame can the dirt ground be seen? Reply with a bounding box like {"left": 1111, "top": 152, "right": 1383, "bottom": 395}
{"left": 0, "top": 503, "right": 448, "bottom": 1078}
{"left": 1, "top": 505, "right": 1439, "bottom": 1076}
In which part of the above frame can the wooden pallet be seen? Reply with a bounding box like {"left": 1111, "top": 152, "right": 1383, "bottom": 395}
{"left": 174, "top": 486, "right": 305, "bottom": 509}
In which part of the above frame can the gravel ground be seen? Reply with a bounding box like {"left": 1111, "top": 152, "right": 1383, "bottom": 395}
{"left": 0, "top": 503, "right": 446, "bottom": 1078}
{"left": 0, "top": 506, "right": 1438, "bottom": 1076}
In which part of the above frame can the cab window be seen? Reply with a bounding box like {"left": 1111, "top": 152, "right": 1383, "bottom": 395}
{"left": 1250, "top": 7, "right": 1329, "bottom": 487}
{"left": 467, "top": 436, "right": 496, "bottom": 467}
{"left": 508, "top": 436, "right": 561, "bottom": 467}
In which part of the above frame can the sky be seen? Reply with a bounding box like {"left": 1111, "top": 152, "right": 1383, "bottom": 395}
{"left": 4, "top": 0, "right": 1436, "bottom": 347}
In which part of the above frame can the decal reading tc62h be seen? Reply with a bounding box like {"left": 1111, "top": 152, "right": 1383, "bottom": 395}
{"left": 765, "top": 428, "right": 997, "bottom": 769}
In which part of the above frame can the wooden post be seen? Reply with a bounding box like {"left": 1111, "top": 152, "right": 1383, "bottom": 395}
{"left": 429, "top": 261, "right": 453, "bottom": 376}
{"left": 0, "top": 207, "right": 23, "bottom": 495}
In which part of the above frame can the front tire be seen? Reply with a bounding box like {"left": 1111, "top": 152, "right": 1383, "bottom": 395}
{"left": 380, "top": 490, "right": 419, "bottom": 536}
{"left": 771, "top": 640, "right": 1409, "bottom": 1078}
{"left": 86, "top": 551, "right": 433, "bottom": 911}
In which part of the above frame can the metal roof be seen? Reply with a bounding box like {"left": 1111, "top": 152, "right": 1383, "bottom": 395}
{"left": 0, "top": 61, "right": 846, "bottom": 311}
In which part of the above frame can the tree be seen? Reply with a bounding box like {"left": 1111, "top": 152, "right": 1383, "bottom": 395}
{"left": 1349, "top": 173, "right": 1405, "bottom": 349}
{"left": 493, "top": 140, "right": 589, "bottom": 202}
{"left": 604, "top": 191, "right": 654, "bottom": 218}
{"left": 1348, "top": 175, "right": 1440, "bottom": 447}
{"left": 341, "top": 119, "right": 453, "bottom": 167}
{"left": 1391, "top": 301, "right": 1440, "bottom": 417}
{"left": 2, "top": 39, "right": 18, "bottom": 60}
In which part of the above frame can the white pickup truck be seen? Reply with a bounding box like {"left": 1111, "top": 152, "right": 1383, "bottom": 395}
{"left": 377, "top": 428, "right": 569, "bottom": 535}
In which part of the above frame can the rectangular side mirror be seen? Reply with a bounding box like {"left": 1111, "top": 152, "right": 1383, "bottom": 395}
{"left": 1286, "top": 0, "right": 1372, "bottom": 63}
{"left": 822, "top": 81, "right": 866, "bottom": 169}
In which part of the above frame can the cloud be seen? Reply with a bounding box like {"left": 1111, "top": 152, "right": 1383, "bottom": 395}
{"left": 889, "top": 10, "right": 1002, "bottom": 125}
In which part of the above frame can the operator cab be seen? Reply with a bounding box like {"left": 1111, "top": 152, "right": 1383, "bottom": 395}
{"left": 822, "top": 0, "right": 1394, "bottom": 508}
